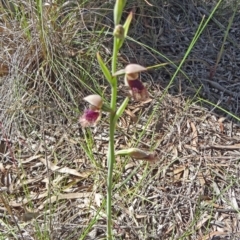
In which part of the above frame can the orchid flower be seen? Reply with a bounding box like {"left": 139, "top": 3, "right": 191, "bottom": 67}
{"left": 114, "top": 64, "right": 149, "bottom": 101}
{"left": 79, "top": 95, "right": 102, "bottom": 127}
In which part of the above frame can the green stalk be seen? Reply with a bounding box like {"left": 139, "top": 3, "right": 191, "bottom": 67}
{"left": 107, "top": 36, "right": 118, "bottom": 239}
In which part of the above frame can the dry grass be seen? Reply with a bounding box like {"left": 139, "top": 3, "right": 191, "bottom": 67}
{"left": 0, "top": 0, "right": 240, "bottom": 239}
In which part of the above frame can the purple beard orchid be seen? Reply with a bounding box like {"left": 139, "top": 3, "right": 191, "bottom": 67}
{"left": 79, "top": 95, "right": 102, "bottom": 127}
{"left": 114, "top": 64, "right": 149, "bottom": 101}
{"left": 125, "top": 72, "right": 149, "bottom": 101}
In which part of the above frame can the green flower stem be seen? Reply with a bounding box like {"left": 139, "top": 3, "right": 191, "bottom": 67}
{"left": 107, "top": 116, "right": 115, "bottom": 239}
{"left": 107, "top": 35, "right": 119, "bottom": 239}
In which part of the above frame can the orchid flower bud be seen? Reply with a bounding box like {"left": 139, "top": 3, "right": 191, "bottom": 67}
{"left": 116, "top": 148, "right": 157, "bottom": 162}
{"left": 113, "top": 24, "right": 125, "bottom": 39}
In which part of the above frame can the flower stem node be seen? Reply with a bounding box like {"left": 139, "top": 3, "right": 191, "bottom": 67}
{"left": 79, "top": 95, "right": 103, "bottom": 127}
{"left": 113, "top": 64, "right": 149, "bottom": 101}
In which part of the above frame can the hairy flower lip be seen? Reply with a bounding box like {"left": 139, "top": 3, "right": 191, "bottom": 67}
{"left": 79, "top": 109, "right": 101, "bottom": 127}
{"left": 126, "top": 78, "right": 145, "bottom": 90}
{"left": 124, "top": 75, "right": 149, "bottom": 101}
{"left": 83, "top": 94, "right": 103, "bottom": 109}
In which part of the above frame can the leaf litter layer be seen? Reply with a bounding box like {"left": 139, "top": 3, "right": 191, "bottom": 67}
{"left": 0, "top": 0, "right": 240, "bottom": 239}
